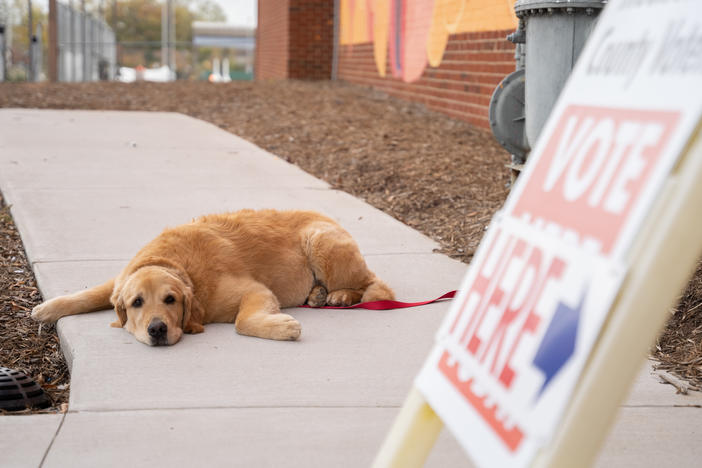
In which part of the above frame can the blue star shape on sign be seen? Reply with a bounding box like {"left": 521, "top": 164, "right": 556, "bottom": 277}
{"left": 531, "top": 288, "right": 588, "bottom": 399}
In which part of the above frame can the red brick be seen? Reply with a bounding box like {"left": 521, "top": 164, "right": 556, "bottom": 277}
{"left": 337, "top": 29, "right": 516, "bottom": 128}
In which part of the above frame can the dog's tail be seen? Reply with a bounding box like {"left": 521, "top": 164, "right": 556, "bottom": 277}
{"left": 31, "top": 278, "right": 115, "bottom": 323}
{"left": 362, "top": 276, "right": 395, "bottom": 303}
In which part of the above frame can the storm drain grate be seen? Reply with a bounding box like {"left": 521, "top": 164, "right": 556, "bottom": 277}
{"left": 0, "top": 367, "right": 51, "bottom": 411}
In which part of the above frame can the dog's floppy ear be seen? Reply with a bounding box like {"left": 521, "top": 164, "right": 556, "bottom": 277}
{"left": 181, "top": 283, "right": 205, "bottom": 334}
{"left": 109, "top": 281, "right": 127, "bottom": 328}
{"left": 164, "top": 266, "right": 204, "bottom": 334}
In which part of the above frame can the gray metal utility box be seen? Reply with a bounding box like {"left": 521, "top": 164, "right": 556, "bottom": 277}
{"left": 490, "top": 0, "right": 607, "bottom": 175}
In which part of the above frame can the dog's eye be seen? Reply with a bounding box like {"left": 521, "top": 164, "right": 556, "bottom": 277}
{"left": 132, "top": 297, "right": 143, "bottom": 308}
{"left": 164, "top": 295, "right": 175, "bottom": 304}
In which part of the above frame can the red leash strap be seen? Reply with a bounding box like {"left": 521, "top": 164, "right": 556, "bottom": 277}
{"left": 301, "top": 290, "right": 457, "bottom": 310}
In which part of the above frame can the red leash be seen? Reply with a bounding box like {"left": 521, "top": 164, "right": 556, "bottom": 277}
{"left": 301, "top": 290, "right": 457, "bottom": 310}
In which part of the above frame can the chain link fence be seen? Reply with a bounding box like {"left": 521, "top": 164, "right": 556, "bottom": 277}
{"left": 0, "top": 3, "right": 252, "bottom": 83}
{"left": 0, "top": 2, "right": 116, "bottom": 82}
{"left": 57, "top": 1, "right": 116, "bottom": 82}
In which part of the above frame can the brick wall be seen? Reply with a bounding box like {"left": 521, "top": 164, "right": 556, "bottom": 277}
{"left": 256, "top": 0, "right": 333, "bottom": 81}
{"left": 256, "top": 0, "right": 289, "bottom": 80}
{"left": 338, "top": 30, "right": 516, "bottom": 129}
{"left": 288, "top": 0, "right": 334, "bottom": 80}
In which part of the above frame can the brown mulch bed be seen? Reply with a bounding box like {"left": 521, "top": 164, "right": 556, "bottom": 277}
{"left": 0, "top": 191, "right": 70, "bottom": 414}
{"left": 653, "top": 260, "right": 702, "bottom": 392}
{"left": 0, "top": 80, "right": 700, "bottom": 411}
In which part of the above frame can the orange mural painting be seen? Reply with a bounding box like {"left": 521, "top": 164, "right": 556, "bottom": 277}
{"left": 373, "top": 0, "right": 390, "bottom": 77}
{"left": 340, "top": 0, "right": 518, "bottom": 82}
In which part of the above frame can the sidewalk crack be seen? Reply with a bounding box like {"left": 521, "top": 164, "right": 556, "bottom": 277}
{"left": 39, "top": 412, "right": 67, "bottom": 468}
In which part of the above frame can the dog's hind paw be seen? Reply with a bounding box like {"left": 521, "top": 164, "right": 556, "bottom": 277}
{"left": 31, "top": 300, "right": 62, "bottom": 323}
{"left": 326, "top": 289, "right": 363, "bottom": 307}
{"left": 306, "top": 285, "right": 328, "bottom": 308}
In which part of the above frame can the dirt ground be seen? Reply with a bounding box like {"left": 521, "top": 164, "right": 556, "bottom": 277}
{"left": 0, "top": 80, "right": 700, "bottom": 412}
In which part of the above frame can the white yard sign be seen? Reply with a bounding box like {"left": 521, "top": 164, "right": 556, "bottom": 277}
{"left": 415, "top": 1, "right": 702, "bottom": 466}
{"left": 417, "top": 216, "right": 624, "bottom": 466}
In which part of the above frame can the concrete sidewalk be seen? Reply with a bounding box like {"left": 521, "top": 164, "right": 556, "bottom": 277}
{"left": 0, "top": 109, "right": 700, "bottom": 467}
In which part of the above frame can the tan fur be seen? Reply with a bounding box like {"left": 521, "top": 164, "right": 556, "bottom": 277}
{"left": 32, "top": 209, "right": 394, "bottom": 346}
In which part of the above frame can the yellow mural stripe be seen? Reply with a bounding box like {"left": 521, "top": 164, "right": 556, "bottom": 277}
{"left": 373, "top": 0, "right": 391, "bottom": 78}
{"left": 340, "top": 0, "right": 518, "bottom": 46}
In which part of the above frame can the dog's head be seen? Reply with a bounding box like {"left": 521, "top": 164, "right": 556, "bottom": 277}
{"left": 110, "top": 266, "right": 204, "bottom": 346}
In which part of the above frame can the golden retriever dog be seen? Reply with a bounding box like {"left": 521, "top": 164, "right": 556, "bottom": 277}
{"left": 31, "top": 209, "right": 394, "bottom": 346}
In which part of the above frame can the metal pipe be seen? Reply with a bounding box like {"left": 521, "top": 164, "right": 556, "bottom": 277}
{"left": 48, "top": 0, "right": 58, "bottom": 82}
{"left": 69, "top": 0, "right": 75, "bottom": 81}
{"left": 161, "top": 0, "right": 167, "bottom": 68}
{"left": 169, "top": 0, "right": 175, "bottom": 75}
{"left": 27, "top": 0, "right": 33, "bottom": 81}
{"left": 81, "top": 0, "right": 87, "bottom": 81}
{"left": 32, "top": 23, "right": 41, "bottom": 80}
{"left": 331, "top": 0, "right": 339, "bottom": 80}
{"left": 0, "top": 24, "right": 6, "bottom": 82}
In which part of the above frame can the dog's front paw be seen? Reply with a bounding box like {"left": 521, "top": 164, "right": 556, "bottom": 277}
{"left": 269, "top": 313, "right": 302, "bottom": 341}
{"left": 31, "top": 299, "right": 64, "bottom": 323}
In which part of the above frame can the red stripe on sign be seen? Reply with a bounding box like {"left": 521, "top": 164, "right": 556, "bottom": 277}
{"left": 438, "top": 350, "right": 524, "bottom": 452}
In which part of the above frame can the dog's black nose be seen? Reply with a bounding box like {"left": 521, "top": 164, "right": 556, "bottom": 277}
{"left": 148, "top": 319, "right": 167, "bottom": 340}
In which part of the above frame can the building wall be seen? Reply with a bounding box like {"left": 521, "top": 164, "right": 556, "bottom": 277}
{"left": 256, "top": 0, "right": 519, "bottom": 128}
{"left": 255, "top": 0, "right": 289, "bottom": 80}
{"left": 338, "top": 30, "right": 515, "bottom": 129}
